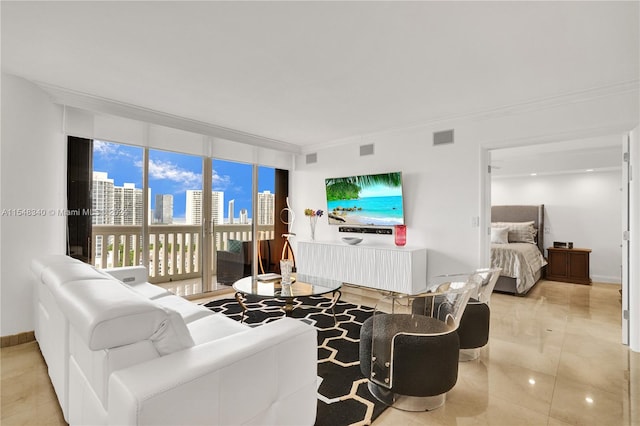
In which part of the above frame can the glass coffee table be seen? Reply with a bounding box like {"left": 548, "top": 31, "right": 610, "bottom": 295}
{"left": 232, "top": 273, "right": 342, "bottom": 323}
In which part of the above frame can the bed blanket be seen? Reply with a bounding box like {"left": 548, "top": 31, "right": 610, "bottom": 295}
{"left": 491, "top": 243, "right": 547, "bottom": 293}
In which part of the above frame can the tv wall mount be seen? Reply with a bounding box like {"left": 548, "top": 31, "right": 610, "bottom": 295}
{"left": 339, "top": 226, "right": 392, "bottom": 235}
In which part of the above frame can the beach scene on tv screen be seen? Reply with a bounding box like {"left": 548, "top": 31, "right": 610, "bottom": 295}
{"left": 325, "top": 172, "right": 404, "bottom": 226}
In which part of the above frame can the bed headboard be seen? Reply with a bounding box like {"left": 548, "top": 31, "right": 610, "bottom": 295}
{"left": 491, "top": 205, "right": 545, "bottom": 254}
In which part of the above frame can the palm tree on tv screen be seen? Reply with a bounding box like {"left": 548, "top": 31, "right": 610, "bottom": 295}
{"left": 325, "top": 172, "right": 401, "bottom": 201}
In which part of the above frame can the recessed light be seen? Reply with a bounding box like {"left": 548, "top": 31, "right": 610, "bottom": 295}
{"left": 585, "top": 396, "right": 594, "bottom": 404}
{"left": 530, "top": 173, "right": 537, "bottom": 176}
{"left": 528, "top": 378, "right": 536, "bottom": 385}
{"left": 586, "top": 169, "right": 594, "bottom": 172}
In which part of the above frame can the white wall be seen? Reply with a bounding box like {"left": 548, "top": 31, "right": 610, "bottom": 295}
{"left": 0, "top": 74, "right": 294, "bottom": 336}
{"left": 291, "top": 129, "right": 484, "bottom": 279}
{"left": 1, "top": 74, "right": 66, "bottom": 336}
{"left": 290, "top": 87, "right": 638, "bottom": 283}
{"left": 492, "top": 170, "right": 622, "bottom": 283}
{"left": 0, "top": 72, "right": 638, "bottom": 343}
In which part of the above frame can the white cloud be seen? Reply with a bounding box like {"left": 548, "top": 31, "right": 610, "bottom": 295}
{"left": 94, "top": 140, "right": 137, "bottom": 161}
{"left": 147, "top": 159, "right": 202, "bottom": 189}
{"left": 212, "top": 171, "right": 232, "bottom": 191}
{"left": 93, "top": 140, "right": 119, "bottom": 156}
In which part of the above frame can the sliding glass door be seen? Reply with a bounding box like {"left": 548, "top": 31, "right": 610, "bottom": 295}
{"left": 257, "top": 166, "right": 276, "bottom": 274}
{"left": 210, "top": 159, "right": 254, "bottom": 289}
{"left": 82, "top": 137, "right": 281, "bottom": 296}
{"left": 147, "top": 149, "right": 204, "bottom": 295}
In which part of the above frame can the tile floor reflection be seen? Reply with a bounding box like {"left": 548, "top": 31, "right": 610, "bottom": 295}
{"left": 341, "top": 280, "right": 638, "bottom": 426}
{"left": 1, "top": 280, "right": 638, "bottom": 426}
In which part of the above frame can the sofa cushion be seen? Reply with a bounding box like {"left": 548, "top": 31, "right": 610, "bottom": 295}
{"left": 31, "top": 254, "right": 81, "bottom": 280}
{"left": 103, "top": 267, "right": 172, "bottom": 300}
{"left": 128, "top": 282, "right": 173, "bottom": 300}
{"left": 154, "top": 295, "right": 214, "bottom": 324}
{"left": 187, "top": 314, "right": 249, "bottom": 345}
{"left": 42, "top": 263, "right": 112, "bottom": 290}
{"left": 57, "top": 279, "right": 167, "bottom": 351}
{"left": 150, "top": 308, "right": 195, "bottom": 356}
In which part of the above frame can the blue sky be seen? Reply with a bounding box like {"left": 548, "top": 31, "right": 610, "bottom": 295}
{"left": 93, "top": 140, "right": 274, "bottom": 219}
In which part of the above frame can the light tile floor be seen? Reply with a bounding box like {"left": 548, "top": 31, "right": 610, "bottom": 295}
{"left": 1, "top": 280, "right": 638, "bottom": 425}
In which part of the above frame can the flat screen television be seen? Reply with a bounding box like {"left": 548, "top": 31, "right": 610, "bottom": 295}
{"left": 325, "top": 171, "right": 405, "bottom": 226}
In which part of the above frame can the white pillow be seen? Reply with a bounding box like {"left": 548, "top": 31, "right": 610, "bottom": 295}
{"left": 491, "top": 227, "right": 509, "bottom": 244}
{"left": 493, "top": 221, "right": 536, "bottom": 244}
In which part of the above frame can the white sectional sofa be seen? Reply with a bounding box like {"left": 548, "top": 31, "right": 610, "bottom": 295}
{"left": 31, "top": 255, "right": 318, "bottom": 425}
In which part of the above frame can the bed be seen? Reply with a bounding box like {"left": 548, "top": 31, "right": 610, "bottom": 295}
{"left": 491, "top": 205, "right": 547, "bottom": 295}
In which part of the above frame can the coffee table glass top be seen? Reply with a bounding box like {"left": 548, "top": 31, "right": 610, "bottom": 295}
{"left": 233, "top": 273, "right": 342, "bottom": 298}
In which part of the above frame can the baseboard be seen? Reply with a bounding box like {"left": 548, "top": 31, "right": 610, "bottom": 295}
{"left": 591, "top": 275, "right": 622, "bottom": 284}
{"left": 1, "top": 331, "right": 36, "bottom": 348}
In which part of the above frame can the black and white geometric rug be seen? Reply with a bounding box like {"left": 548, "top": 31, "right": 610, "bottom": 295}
{"left": 203, "top": 296, "right": 388, "bottom": 426}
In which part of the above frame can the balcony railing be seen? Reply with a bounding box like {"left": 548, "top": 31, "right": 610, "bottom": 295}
{"left": 92, "top": 224, "right": 275, "bottom": 284}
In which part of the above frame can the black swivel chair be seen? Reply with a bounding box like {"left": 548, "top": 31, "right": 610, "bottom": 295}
{"left": 359, "top": 276, "right": 475, "bottom": 411}
{"left": 457, "top": 268, "right": 501, "bottom": 361}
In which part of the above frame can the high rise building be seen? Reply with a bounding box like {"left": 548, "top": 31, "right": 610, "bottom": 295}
{"left": 114, "top": 183, "right": 143, "bottom": 225}
{"left": 154, "top": 194, "right": 173, "bottom": 224}
{"left": 92, "top": 173, "right": 143, "bottom": 264}
{"left": 258, "top": 190, "right": 275, "bottom": 225}
{"left": 239, "top": 208, "right": 248, "bottom": 224}
{"left": 92, "top": 171, "right": 114, "bottom": 225}
{"left": 185, "top": 190, "right": 202, "bottom": 225}
{"left": 212, "top": 191, "right": 223, "bottom": 225}
{"left": 228, "top": 199, "right": 235, "bottom": 224}
{"left": 186, "top": 190, "right": 224, "bottom": 225}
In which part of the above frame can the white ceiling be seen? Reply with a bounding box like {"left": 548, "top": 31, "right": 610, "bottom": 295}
{"left": 2, "top": 1, "right": 639, "bottom": 163}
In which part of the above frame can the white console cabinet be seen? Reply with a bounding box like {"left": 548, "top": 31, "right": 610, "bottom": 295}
{"left": 297, "top": 241, "right": 428, "bottom": 294}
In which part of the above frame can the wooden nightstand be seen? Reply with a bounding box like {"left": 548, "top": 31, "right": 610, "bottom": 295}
{"left": 546, "top": 247, "right": 592, "bottom": 284}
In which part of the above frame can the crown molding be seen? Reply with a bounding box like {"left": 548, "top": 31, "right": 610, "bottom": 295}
{"left": 31, "top": 77, "right": 639, "bottom": 156}
{"left": 35, "top": 81, "right": 304, "bottom": 155}
{"left": 302, "top": 79, "right": 640, "bottom": 154}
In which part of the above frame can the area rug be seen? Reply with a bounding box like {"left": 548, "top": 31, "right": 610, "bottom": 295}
{"left": 203, "top": 296, "right": 388, "bottom": 426}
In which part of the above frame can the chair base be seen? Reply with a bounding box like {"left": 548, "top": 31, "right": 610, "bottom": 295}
{"left": 459, "top": 348, "right": 480, "bottom": 362}
{"left": 368, "top": 381, "right": 446, "bottom": 412}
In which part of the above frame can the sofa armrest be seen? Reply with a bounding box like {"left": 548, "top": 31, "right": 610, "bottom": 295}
{"left": 108, "top": 317, "right": 317, "bottom": 426}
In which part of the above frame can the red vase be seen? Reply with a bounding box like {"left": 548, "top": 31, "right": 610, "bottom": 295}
{"left": 395, "top": 225, "right": 406, "bottom": 246}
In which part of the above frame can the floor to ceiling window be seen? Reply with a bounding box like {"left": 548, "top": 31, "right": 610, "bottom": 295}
{"left": 148, "top": 149, "right": 204, "bottom": 295}
{"left": 91, "top": 140, "right": 144, "bottom": 270}
{"left": 257, "top": 166, "right": 276, "bottom": 273}
{"left": 212, "top": 160, "right": 259, "bottom": 289}
{"left": 70, "top": 137, "right": 282, "bottom": 297}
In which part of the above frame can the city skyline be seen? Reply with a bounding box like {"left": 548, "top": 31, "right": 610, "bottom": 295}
{"left": 93, "top": 140, "right": 275, "bottom": 220}
{"left": 94, "top": 170, "right": 275, "bottom": 226}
